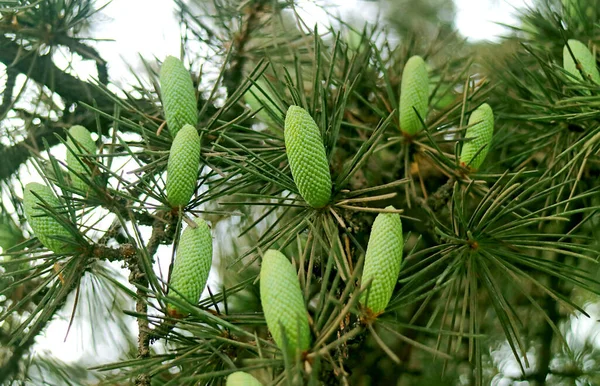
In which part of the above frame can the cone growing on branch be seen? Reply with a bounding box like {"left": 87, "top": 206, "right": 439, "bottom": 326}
{"left": 66, "top": 125, "right": 97, "bottom": 193}
{"left": 166, "top": 124, "right": 201, "bottom": 208}
{"left": 23, "top": 182, "right": 76, "bottom": 254}
{"left": 166, "top": 218, "right": 213, "bottom": 318}
{"left": 459, "top": 103, "right": 494, "bottom": 171}
{"left": 260, "top": 249, "right": 311, "bottom": 358}
{"left": 159, "top": 55, "right": 198, "bottom": 138}
{"left": 226, "top": 372, "right": 263, "bottom": 386}
{"left": 400, "top": 55, "right": 429, "bottom": 136}
{"left": 284, "top": 105, "right": 332, "bottom": 209}
{"left": 359, "top": 206, "right": 404, "bottom": 316}
{"left": 563, "top": 39, "right": 600, "bottom": 84}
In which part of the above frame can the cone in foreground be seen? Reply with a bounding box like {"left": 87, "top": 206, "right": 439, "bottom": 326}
{"left": 260, "top": 249, "right": 311, "bottom": 358}
{"left": 166, "top": 124, "right": 201, "bottom": 208}
{"left": 284, "top": 105, "right": 332, "bottom": 208}
{"left": 166, "top": 218, "right": 212, "bottom": 318}
{"left": 23, "top": 182, "right": 76, "bottom": 254}
{"left": 159, "top": 55, "right": 198, "bottom": 138}
{"left": 359, "top": 206, "right": 404, "bottom": 315}
{"left": 226, "top": 372, "right": 263, "bottom": 386}
{"left": 399, "top": 55, "right": 429, "bottom": 136}
{"left": 66, "top": 125, "right": 97, "bottom": 193}
{"left": 563, "top": 39, "right": 600, "bottom": 84}
{"left": 459, "top": 103, "right": 494, "bottom": 171}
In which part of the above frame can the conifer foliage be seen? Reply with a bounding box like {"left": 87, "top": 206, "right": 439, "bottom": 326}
{"left": 1, "top": 0, "right": 600, "bottom": 385}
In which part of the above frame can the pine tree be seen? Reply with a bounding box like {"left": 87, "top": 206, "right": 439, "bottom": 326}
{"left": 1, "top": 0, "right": 600, "bottom": 385}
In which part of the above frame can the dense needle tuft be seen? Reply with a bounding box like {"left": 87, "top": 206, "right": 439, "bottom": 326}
{"left": 399, "top": 55, "right": 429, "bottom": 136}
{"left": 459, "top": 103, "right": 494, "bottom": 171}
{"left": 360, "top": 206, "right": 404, "bottom": 315}
{"left": 166, "top": 218, "right": 212, "bottom": 318}
{"left": 260, "top": 249, "right": 311, "bottom": 358}
{"left": 166, "top": 124, "right": 201, "bottom": 208}
{"left": 160, "top": 56, "right": 198, "bottom": 138}
{"left": 23, "top": 182, "right": 76, "bottom": 254}
{"left": 284, "top": 105, "right": 332, "bottom": 208}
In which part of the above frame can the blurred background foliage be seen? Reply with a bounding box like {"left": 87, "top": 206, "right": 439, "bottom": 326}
{"left": 1, "top": 0, "right": 600, "bottom": 385}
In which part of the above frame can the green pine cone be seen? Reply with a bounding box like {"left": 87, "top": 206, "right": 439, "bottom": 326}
{"left": 226, "top": 372, "right": 263, "bottom": 386}
{"left": 160, "top": 56, "right": 198, "bottom": 138}
{"left": 459, "top": 103, "right": 494, "bottom": 171}
{"left": 23, "top": 182, "right": 75, "bottom": 253}
{"left": 563, "top": 40, "right": 600, "bottom": 84}
{"left": 260, "top": 249, "right": 311, "bottom": 358}
{"left": 166, "top": 124, "right": 201, "bottom": 208}
{"left": 66, "top": 125, "right": 96, "bottom": 193}
{"left": 166, "top": 218, "right": 212, "bottom": 318}
{"left": 400, "top": 55, "right": 429, "bottom": 136}
{"left": 284, "top": 105, "right": 332, "bottom": 208}
{"left": 359, "top": 206, "right": 404, "bottom": 315}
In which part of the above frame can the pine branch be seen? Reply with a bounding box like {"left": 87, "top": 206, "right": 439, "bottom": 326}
{"left": 0, "top": 65, "right": 17, "bottom": 118}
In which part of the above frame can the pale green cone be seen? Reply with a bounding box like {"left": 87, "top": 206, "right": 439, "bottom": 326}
{"left": 459, "top": 103, "right": 494, "bottom": 171}
{"left": 359, "top": 206, "right": 404, "bottom": 315}
{"left": 23, "top": 182, "right": 76, "bottom": 253}
{"left": 260, "top": 249, "right": 311, "bottom": 358}
{"left": 226, "top": 372, "right": 263, "bottom": 386}
{"left": 284, "top": 105, "right": 332, "bottom": 208}
{"left": 160, "top": 56, "right": 198, "bottom": 138}
{"left": 563, "top": 39, "right": 600, "bottom": 84}
{"left": 400, "top": 55, "right": 429, "bottom": 136}
{"left": 66, "top": 125, "right": 96, "bottom": 193}
{"left": 166, "top": 218, "right": 212, "bottom": 318}
{"left": 166, "top": 124, "right": 201, "bottom": 208}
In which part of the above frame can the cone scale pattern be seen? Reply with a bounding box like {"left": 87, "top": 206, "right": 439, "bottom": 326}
{"left": 360, "top": 206, "right": 404, "bottom": 315}
{"left": 159, "top": 56, "right": 198, "bottom": 138}
{"left": 563, "top": 39, "right": 600, "bottom": 84}
{"left": 260, "top": 249, "right": 311, "bottom": 358}
{"left": 23, "top": 183, "right": 75, "bottom": 254}
{"left": 167, "top": 218, "right": 212, "bottom": 318}
{"left": 226, "top": 372, "right": 263, "bottom": 386}
{"left": 400, "top": 55, "right": 429, "bottom": 136}
{"left": 284, "top": 106, "right": 332, "bottom": 209}
{"left": 459, "top": 103, "right": 494, "bottom": 171}
{"left": 166, "top": 124, "right": 201, "bottom": 208}
{"left": 66, "top": 125, "right": 97, "bottom": 193}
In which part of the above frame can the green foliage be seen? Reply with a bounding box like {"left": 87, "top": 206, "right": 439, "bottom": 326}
{"left": 1, "top": 0, "right": 600, "bottom": 385}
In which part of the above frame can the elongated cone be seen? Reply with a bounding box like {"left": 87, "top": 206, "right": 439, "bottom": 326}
{"left": 159, "top": 56, "right": 198, "bottom": 138}
{"left": 166, "top": 124, "right": 201, "bottom": 208}
{"left": 284, "top": 105, "right": 332, "bottom": 208}
{"left": 226, "top": 372, "right": 263, "bottom": 386}
{"left": 459, "top": 103, "right": 494, "bottom": 171}
{"left": 23, "top": 182, "right": 75, "bottom": 253}
{"left": 359, "top": 206, "right": 404, "bottom": 315}
{"left": 166, "top": 218, "right": 212, "bottom": 318}
{"left": 563, "top": 39, "right": 600, "bottom": 84}
{"left": 66, "top": 125, "right": 96, "bottom": 193}
{"left": 400, "top": 55, "right": 429, "bottom": 136}
{"left": 260, "top": 249, "right": 311, "bottom": 358}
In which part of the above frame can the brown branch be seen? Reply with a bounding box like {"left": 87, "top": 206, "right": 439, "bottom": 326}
{"left": 0, "top": 66, "right": 17, "bottom": 118}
